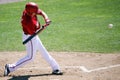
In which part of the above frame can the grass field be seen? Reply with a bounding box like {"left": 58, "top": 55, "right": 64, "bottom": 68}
{"left": 0, "top": 0, "right": 120, "bottom": 53}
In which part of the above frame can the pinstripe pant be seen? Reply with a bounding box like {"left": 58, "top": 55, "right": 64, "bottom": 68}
{"left": 8, "top": 33, "right": 60, "bottom": 72}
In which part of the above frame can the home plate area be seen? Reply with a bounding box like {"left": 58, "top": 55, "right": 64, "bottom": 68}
{"left": 0, "top": 52, "right": 120, "bottom": 80}
{"left": 19, "top": 64, "right": 120, "bottom": 73}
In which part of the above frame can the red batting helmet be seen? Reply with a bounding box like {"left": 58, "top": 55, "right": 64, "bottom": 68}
{"left": 25, "top": 2, "right": 38, "bottom": 15}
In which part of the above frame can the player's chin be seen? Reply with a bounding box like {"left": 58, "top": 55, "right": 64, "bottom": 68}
{"left": 27, "top": 12, "right": 35, "bottom": 16}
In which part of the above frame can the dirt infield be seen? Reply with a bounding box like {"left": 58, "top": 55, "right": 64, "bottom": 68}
{"left": 0, "top": 1, "right": 120, "bottom": 80}
{"left": 0, "top": 52, "right": 120, "bottom": 80}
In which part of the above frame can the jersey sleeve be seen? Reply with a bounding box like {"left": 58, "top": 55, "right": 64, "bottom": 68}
{"left": 37, "top": 9, "right": 42, "bottom": 15}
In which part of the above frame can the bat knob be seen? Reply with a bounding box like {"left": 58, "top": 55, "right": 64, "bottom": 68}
{"left": 42, "top": 26, "right": 44, "bottom": 28}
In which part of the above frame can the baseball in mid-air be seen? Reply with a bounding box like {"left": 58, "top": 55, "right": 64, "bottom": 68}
{"left": 108, "top": 24, "right": 113, "bottom": 28}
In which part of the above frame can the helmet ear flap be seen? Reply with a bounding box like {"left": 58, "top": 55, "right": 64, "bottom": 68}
{"left": 25, "top": 2, "right": 38, "bottom": 14}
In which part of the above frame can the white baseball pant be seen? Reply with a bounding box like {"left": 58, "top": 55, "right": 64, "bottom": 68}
{"left": 8, "top": 33, "right": 60, "bottom": 72}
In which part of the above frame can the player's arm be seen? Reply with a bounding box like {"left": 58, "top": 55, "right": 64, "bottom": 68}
{"left": 37, "top": 9, "right": 51, "bottom": 26}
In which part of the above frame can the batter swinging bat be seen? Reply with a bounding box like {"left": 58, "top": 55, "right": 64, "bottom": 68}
{"left": 23, "top": 26, "right": 45, "bottom": 45}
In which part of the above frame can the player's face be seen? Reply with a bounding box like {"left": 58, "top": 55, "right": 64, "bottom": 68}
{"left": 32, "top": 13, "right": 36, "bottom": 16}
{"left": 27, "top": 12, "right": 36, "bottom": 16}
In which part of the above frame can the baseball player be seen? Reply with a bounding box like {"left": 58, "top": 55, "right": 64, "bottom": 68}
{"left": 4, "top": 2, "right": 63, "bottom": 76}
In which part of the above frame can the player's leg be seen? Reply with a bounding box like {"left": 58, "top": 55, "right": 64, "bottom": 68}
{"left": 4, "top": 34, "right": 37, "bottom": 76}
{"left": 36, "top": 36, "right": 63, "bottom": 74}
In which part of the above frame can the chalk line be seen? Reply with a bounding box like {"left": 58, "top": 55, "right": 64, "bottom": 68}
{"left": 79, "top": 64, "right": 120, "bottom": 73}
{"left": 18, "top": 64, "right": 120, "bottom": 73}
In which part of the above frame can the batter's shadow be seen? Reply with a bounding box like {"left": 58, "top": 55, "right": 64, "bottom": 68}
{"left": 8, "top": 73, "right": 53, "bottom": 80}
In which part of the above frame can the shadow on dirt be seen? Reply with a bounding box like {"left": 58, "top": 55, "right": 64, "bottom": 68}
{"left": 8, "top": 73, "right": 52, "bottom": 80}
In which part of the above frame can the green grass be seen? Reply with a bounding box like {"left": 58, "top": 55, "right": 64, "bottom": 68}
{"left": 0, "top": 0, "right": 120, "bottom": 53}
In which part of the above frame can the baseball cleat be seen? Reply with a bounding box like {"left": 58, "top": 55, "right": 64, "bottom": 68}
{"left": 4, "top": 64, "right": 10, "bottom": 76}
{"left": 52, "top": 69, "right": 63, "bottom": 75}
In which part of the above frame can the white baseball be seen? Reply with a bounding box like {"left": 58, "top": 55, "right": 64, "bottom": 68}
{"left": 108, "top": 24, "right": 113, "bottom": 28}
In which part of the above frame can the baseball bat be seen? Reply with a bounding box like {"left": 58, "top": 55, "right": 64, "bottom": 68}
{"left": 23, "top": 26, "right": 45, "bottom": 45}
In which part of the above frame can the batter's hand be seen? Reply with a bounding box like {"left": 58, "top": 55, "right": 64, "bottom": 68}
{"left": 45, "top": 19, "right": 51, "bottom": 26}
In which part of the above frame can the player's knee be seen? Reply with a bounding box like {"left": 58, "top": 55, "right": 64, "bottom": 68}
{"left": 26, "top": 55, "right": 34, "bottom": 61}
